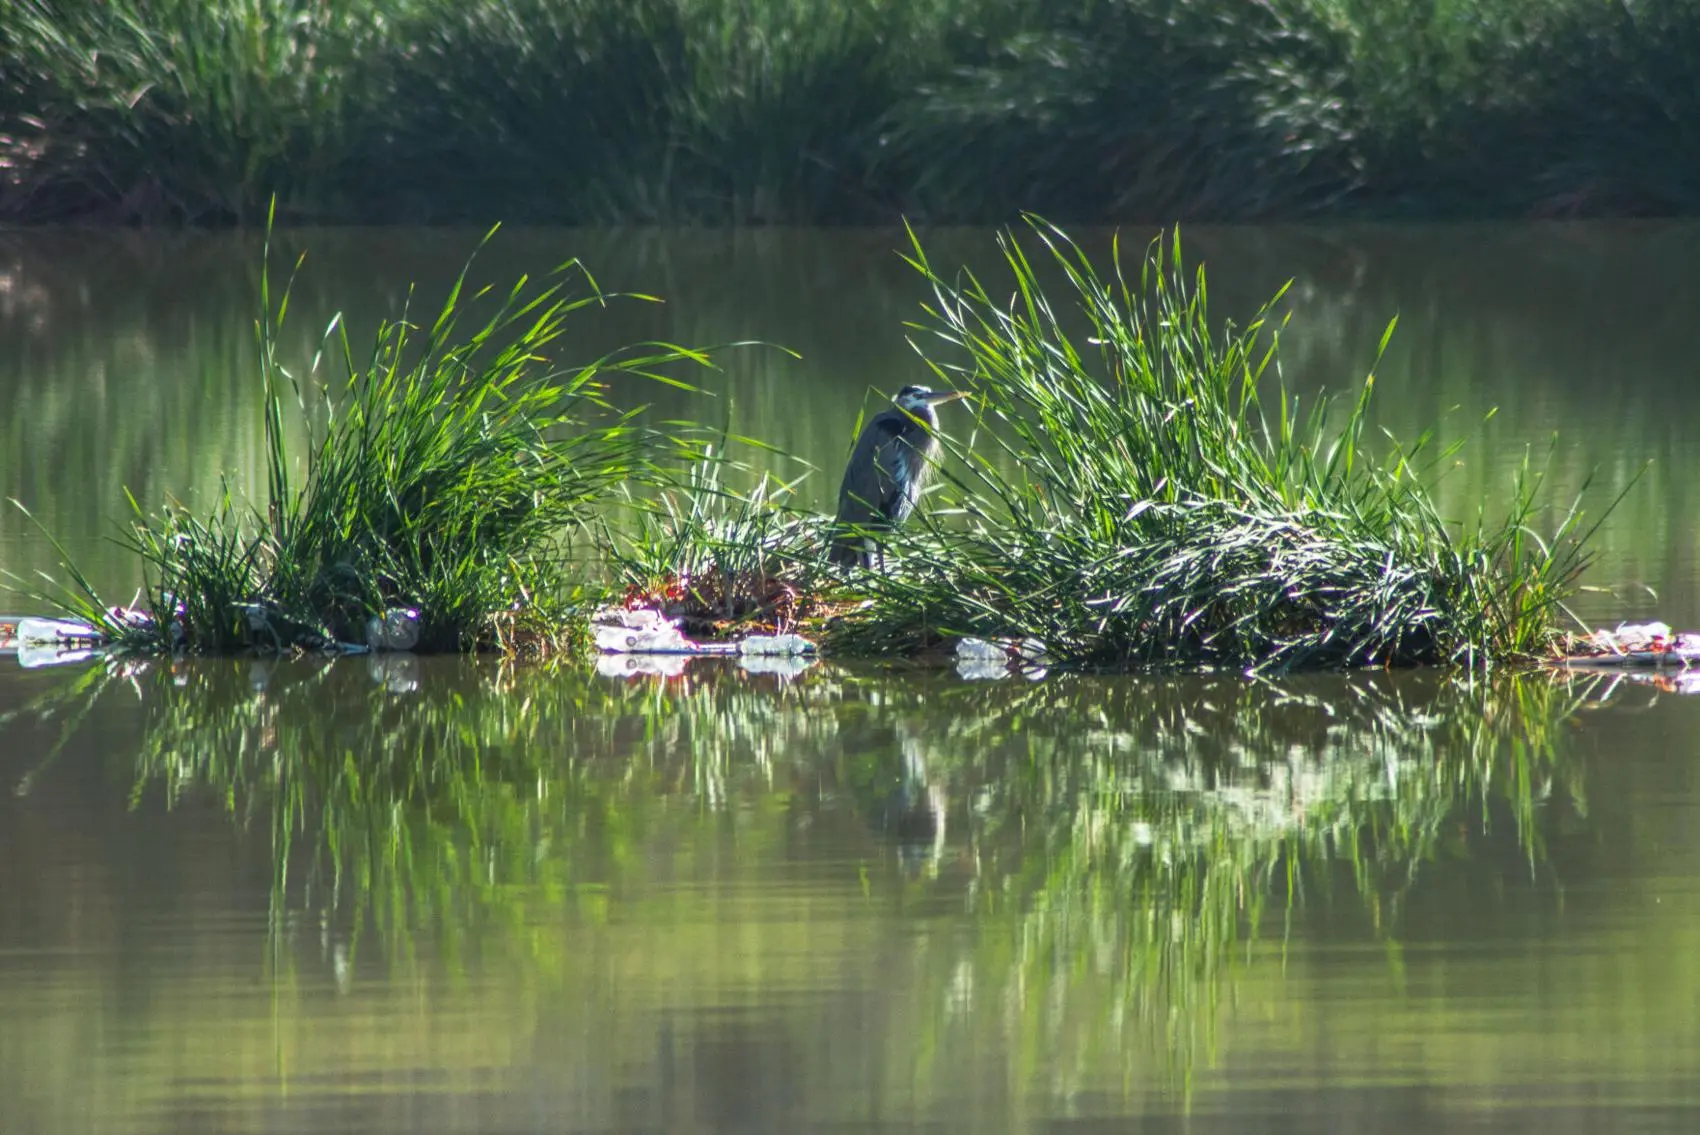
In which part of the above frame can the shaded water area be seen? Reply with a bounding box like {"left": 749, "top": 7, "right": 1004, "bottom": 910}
{"left": 5, "top": 224, "right": 1700, "bottom": 1131}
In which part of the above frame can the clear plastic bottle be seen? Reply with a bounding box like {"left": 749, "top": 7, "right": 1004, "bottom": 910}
{"left": 738, "top": 633, "right": 816, "bottom": 657}
{"left": 365, "top": 607, "right": 422, "bottom": 651}
{"left": 16, "top": 617, "right": 104, "bottom": 645}
{"left": 954, "top": 637, "right": 1008, "bottom": 662}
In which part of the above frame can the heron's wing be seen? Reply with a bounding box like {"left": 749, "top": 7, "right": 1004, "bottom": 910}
{"left": 869, "top": 431, "right": 913, "bottom": 516}
{"left": 836, "top": 415, "right": 909, "bottom": 524}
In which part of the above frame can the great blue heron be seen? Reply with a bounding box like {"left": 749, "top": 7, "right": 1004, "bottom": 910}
{"left": 827, "top": 385, "right": 968, "bottom": 568}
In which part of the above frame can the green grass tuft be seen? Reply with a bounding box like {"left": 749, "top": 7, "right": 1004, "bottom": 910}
{"left": 20, "top": 217, "right": 715, "bottom": 653}
{"left": 14, "top": 218, "right": 1612, "bottom": 669}
{"left": 826, "top": 220, "right": 1607, "bottom": 670}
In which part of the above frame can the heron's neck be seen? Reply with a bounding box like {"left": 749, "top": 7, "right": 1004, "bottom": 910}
{"left": 904, "top": 405, "right": 939, "bottom": 432}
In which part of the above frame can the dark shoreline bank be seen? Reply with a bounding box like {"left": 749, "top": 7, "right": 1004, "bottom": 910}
{"left": 7, "top": 0, "right": 1700, "bottom": 227}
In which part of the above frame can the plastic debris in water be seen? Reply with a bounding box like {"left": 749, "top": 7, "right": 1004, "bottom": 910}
{"left": 16, "top": 645, "right": 101, "bottom": 669}
{"left": 1014, "top": 637, "right": 1049, "bottom": 666}
{"left": 589, "top": 605, "right": 740, "bottom": 655}
{"left": 108, "top": 606, "right": 153, "bottom": 630}
{"left": 955, "top": 656, "right": 1011, "bottom": 681}
{"left": 238, "top": 603, "right": 271, "bottom": 633}
{"left": 368, "top": 654, "right": 420, "bottom": 694}
{"left": 15, "top": 617, "right": 105, "bottom": 646}
{"left": 597, "top": 606, "right": 673, "bottom": 631}
{"left": 365, "top": 607, "right": 422, "bottom": 652}
{"left": 591, "top": 606, "right": 699, "bottom": 654}
{"left": 595, "top": 652, "right": 694, "bottom": 679}
{"left": 593, "top": 605, "right": 807, "bottom": 659}
{"left": 104, "top": 601, "right": 185, "bottom": 647}
{"left": 1596, "top": 620, "right": 1673, "bottom": 653}
{"left": 954, "top": 635, "right": 1052, "bottom": 680}
{"left": 1568, "top": 619, "right": 1700, "bottom": 668}
{"left": 737, "top": 653, "right": 816, "bottom": 679}
{"left": 592, "top": 622, "right": 699, "bottom": 654}
{"left": 738, "top": 633, "right": 816, "bottom": 657}
{"left": 955, "top": 637, "right": 1007, "bottom": 663}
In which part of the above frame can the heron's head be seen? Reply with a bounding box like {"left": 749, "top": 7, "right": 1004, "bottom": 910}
{"left": 894, "top": 385, "right": 969, "bottom": 413}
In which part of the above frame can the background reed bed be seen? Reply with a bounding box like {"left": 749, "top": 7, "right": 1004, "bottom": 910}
{"left": 6, "top": 0, "right": 1700, "bottom": 225}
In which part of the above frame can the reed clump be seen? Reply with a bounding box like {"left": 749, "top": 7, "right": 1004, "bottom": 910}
{"left": 23, "top": 223, "right": 710, "bottom": 653}
{"left": 826, "top": 221, "right": 1603, "bottom": 670}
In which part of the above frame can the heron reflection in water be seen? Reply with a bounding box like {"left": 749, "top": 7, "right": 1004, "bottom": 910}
{"left": 852, "top": 721, "right": 947, "bottom": 875}
{"left": 827, "top": 385, "right": 969, "bottom": 569}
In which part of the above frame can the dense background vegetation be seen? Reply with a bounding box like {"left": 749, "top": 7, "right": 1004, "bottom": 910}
{"left": 6, "top": 0, "right": 1700, "bottom": 225}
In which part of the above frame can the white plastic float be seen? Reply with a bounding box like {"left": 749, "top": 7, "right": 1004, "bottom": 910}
{"left": 14, "top": 616, "right": 105, "bottom": 646}
{"left": 3, "top": 616, "right": 107, "bottom": 669}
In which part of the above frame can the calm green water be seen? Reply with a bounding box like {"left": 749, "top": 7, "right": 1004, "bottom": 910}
{"left": 0, "top": 657, "right": 1696, "bottom": 1133}
{"left": 4, "top": 224, "right": 1700, "bottom": 1132}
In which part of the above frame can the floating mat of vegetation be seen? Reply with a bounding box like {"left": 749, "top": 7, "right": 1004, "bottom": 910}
{"left": 11, "top": 219, "right": 1613, "bottom": 670}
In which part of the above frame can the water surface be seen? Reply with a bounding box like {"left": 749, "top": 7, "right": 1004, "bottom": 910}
{"left": 3, "top": 655, "right": 1696, "bottom": 1133}
{"left": 4, "top": 223, "right": 1700, "bottom": 1132}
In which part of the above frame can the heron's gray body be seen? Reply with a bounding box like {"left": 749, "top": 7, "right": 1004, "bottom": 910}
{"left": 828, "top": 386, "right": 958, "bottom": 568}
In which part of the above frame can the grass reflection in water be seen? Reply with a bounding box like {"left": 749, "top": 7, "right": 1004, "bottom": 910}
{"left": 17, "top": 660, "right": 1591, "bottom": 1099}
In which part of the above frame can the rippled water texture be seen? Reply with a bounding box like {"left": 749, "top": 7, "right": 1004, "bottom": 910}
{"left": 3, "top": 224, "right": 1700, "bottom": 1132}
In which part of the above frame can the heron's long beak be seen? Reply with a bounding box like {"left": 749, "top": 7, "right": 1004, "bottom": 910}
{"left": 925, "top": 390, "right": 971, "bottom": 405}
